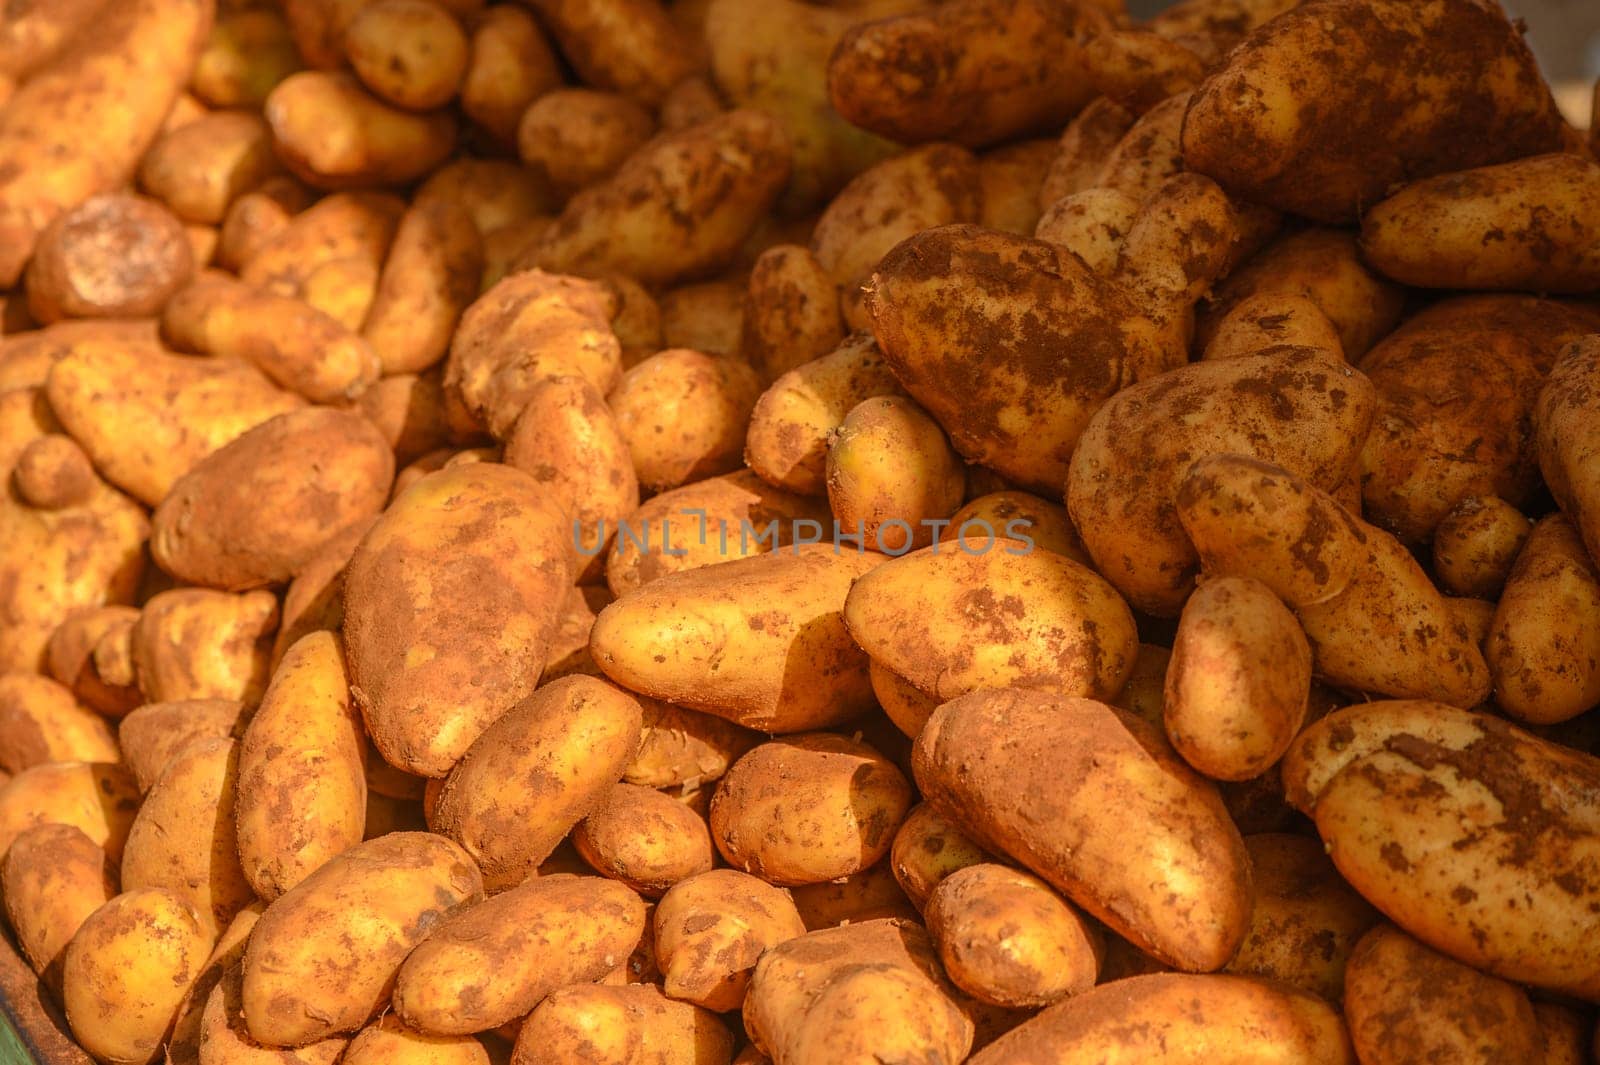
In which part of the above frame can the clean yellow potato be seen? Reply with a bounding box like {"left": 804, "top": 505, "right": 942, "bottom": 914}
{"left": 393, "top": 874, "right": 647, "bottom": 1035}
{"left": 914, "top": 689, "right": 1251, "bottom": 972}
{"left": 573, "top": 783, "right": 716, "bottom": 897}
{"left": 363, "top": 198, "right": 484, "bottom": 376}
{"left": 117, "top": 700, "right": 250, "bottom": 795}
{"left": 710, "top": 733, "right": 912, "bottom": 886}
{"left": 826, "top": 395, "right": 965, "bottom": 554}
{"left": 242, "top": 832, "right": 483, "bottom": 1047}
{"left": 139, "top": 112, "right": 283, "bottom": 225}
{"left": 344, "top": 0, "right": 469, "bottom": 112}
{"left": 890, "top": 804, "right": 991, "bottom": 911}
{"left": 1431, "top": 495, "right": 1531, "bottom": 599}
{"left": 0, "top": 823, "right": 116, "bottom": 993}
{"left": 512, "top": 982, "right": 733, "bottom": 1065}
{"left": 516, "top": 88, "right": 656, "bottom": 196}
{"left": 460, "top": 5, "right": 562, "bottom": 144}
{"left": 133, "top": 588, "right": 280, "bottom": 706}
{"left": 0, "top": 672, "right": 118, "bottom": 775}
{"left": 741, "top": 244, "right": 844, "bottom": 382}
{"left": 655, "top": 869, "right": 807, "bottom": 1013}
{"left": 62, "top": 888, "right": 213, "bottom": 1065}
{"left": 265, "top": 71, "right": 457, "bottom": 189}
{"left": 343, "top": 1016, "right": 490, "bottom": 1065}
{"left": 1537, "top": 334, "right": 1600, "bottom": 567}
{"left": 430, "top": 675, "right": 643, "bottom": 891}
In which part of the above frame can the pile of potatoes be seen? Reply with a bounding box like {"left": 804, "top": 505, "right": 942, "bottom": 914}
{"left": 1, "top": 0, "right": 1599, "bottom": 1063}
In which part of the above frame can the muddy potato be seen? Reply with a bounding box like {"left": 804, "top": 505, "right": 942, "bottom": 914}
{"left": 0, "top": 672, "right": 118, "bottom": 775}
{"left": 513, "top": 983, "right": 732, "bottom": 1065}
{"left": 625, "top": 700, "right": 759, "bottom": 791}
{"left": 655, "top": 870, "right": 806, "bottom": 1013}
{"left": 62, "top": 888, "right": 213, "bottom": 1065}
{"left": 1, "top": 824, "right": 116, "bottom": 992}
{"left": 344, "top": 1016, "right": 490, "bottom": 1065}
{"left": 517, "top": 89, "right": 656, "bottom": 196}
{"left": 0, "top": 761, "right": 139, "bottom": 865}
{"left": 520, "top": 0, "right": 698, "bottom": 107}
{"left": 915, "top": 689, "right": 1251, "bottom": 972}
{"left": 394, "top": 874, "right": 646, "bottom": 1035}
{"left": 344, "top": 0, "right": 469, "bottom": 112}
{"left": 139, "top": 113, "right": 283, "bottom": 226}
{"left": 1344, "top": 924, "right": 1541, "bottom": 1064}
{"left": 844, "top": 539, "right": 1138, "bottom": 705}
{"left": 25, "top": 192, "right": 194, "bottom": 324}
{"left": 1537, "top": 334, "right": 1600, "bottom": 567}
{"left": 46, "top": 606, "right": 142, "bottom": 716}
{"left": 1202, "top": 294, "right": 1344, "bottom": 365}
{"left": 1034, "top": 187, "right": 1140, "bottom": 273}
{"left": 532, "top": 110, "right": 790, "bottom": 286}
{"left": 241, "top": 832, "right": 483, "bottom": 1047}
{"left": 265, "top": 71, "right": 457, "bottom": 190}
{"left": 240, "top": 190, "right": 403, "bottom": 298}
{"left": 825, "top": 396, "right": 965, "bottom": 554}
{"left": 890, "top": 804, "right": 991, "bottom": 912}
{"left": 869, "top": 658, "right": 939, "bottom": 738}
{"left": 573, "top": 784, "right": 716, "bottom": 897}
{"left": 1361, "top": 154, "right": 1600, "bottom": 293}
{"left": 591, "top": 546, "right": 880, "bottom": 733}
{"left": 710, "top": 734, "right": 911, "bottom": 886}
{"left": 196, "top": 960, "right": 351, "bottom": 1065}
{"left": 0, "top": 0, "right": 108, "bottom": 79}
{"left": 355, "top": 371, "right": 456, "bottom": 466}
{"left": 192, "top": 8, "right": 302, "bottom": 109}
{"left": 133, "top": 588, "right": 279, "bottom": 706}
{"left": 968, "top": 972, "right": 1352, "bottom": 1065}
{"left": 1093, "top": 92, "right": 1187, "bottom": 204}
{"left": 431, "top": 675, "right": 643, "bottom": 891}
{"left": 1485, "top": 514, "right": 1600, "bottom": 725}
{"left": 540, "top": 584, "right": 612, "bottom": 681}
{"left": 741, "top": 244, "right": 844, "bottom": 382}
{"left": 117, "top": 700, "right": 248, "bottom": 795}
{"left": 950, "top": 491, "right": 1086, "bottom": 565}
{"left": 343, "top": 463, "right": 574, "bottom": 778}
{"left": 1432, "top": 496, "right": 1530, "bottom": 600}
{"left": 1533, "top": 1003, "right": 1589, "bottom": 1065}
{"left": 363, "top": 199, "right": 484, "bottom": 376}
{"left": 1163, "top": 577, "right": 1311, "bottom": 781}
{"left": 461, "top": 6, "right": 562, "bottom": 145}
{"left": 1036, "top": 97, "right": 1134, "bottom": 207}
{"left": 609, "top": 350, "right": 762, "bottom": 492}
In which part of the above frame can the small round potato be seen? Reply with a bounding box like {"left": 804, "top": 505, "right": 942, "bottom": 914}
{"left": 950, "top": 491, "right": 1088, "bottom": 565}
{"left": 517, "top": 89, "right": 656, "bottom": 195}
{"left": 573, "top": 783, "right": 716, "bottom": 898}
{"left": 0, "top": 823, "right": 116, "bottom": 993}
{"left": 609, "top": 349, "right": 763, "bottom": 493}
{"left": 1432, "top": 495, "right": 1532, "bottom": 599}
{"left": 344, "top": 0, "right": 469, "bottom": 112}
{"left": 654, "top": 869, "right": 807, "bottom": 1013}
{"left": 890, "top": 804, "right": 991, "bottom": 911}
{"left": 25, "top": 193, "right": 194, "bottom": 323}
{"left": 826, "top": 395, "right": 966, "bottom": 555}
{"left": 1034, "top": 187, "right": 1141, "bottom": 274}
{"left": 197, "top": 962, "right": 351, "bottom": 1065}
{"left": 265, "top": 71, "right": 457, "bottom": 189}
{"left": 139, "top": 112, "right": 284, "bottom": 225}
{"left": 658, "top": 279, "right": 747, "bottom": 358}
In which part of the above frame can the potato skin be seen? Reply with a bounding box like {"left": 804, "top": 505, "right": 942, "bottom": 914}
{"left": 343, "top": 463, "right": 573, "bottom": 778}
{"left": 25, "top": 192, "right": 194, "bottom": 324}
{"left": 460, "top": 6, "right": 562, "bottom": 144}
{"left": 890, "top": 804, "right": 991, "bottom": 911}
{"left": 517, "top": 88, "right": 655, "bottom": 195}
{"left": 198, "top": 960, "right": 352, "bottom": 1065}
{"left": 609, "top": 349, "right": 763, "bottom": 493}
{"left": 0, "top": 672, "right": 119, "bottom": 775}
{"left": 118, "top": 699, "right": 248, "bottom": 794}
{"left": 134, "top": 589, "right": 280, "bottom": 706}
{"left": 1432, "top": 495, "right": 1530, "bottom": 599}
{"left": 913, "top": 689, "right": 1251, "bottom": 972}
{"left": 741, "top": 244, "right": 844, "bottom": 381}
{"left": 520, "top": 0, "right": 698, "bottom": 108}
{"left": 1343, "top": 924, "right": 1541, "bottom": 1064}
{"left": 1, "top": 823, "right": 117, "bottom": 993}
{"left": 967, "top": 972, "right": 1353, "bottom": 1065}
{"left": 393, "top": 874, "right": 647, "bottom": 1035}
{"left": 46, "top": 605, "right": 143, "bottom": 717}
{"left": 625, "top": 700, "right": 759, "bottom": 790}
{"left": 1537, "top": 334, "right": 1600, "bottom": 568}
{"left": 343, "top": 0, "right": 469, "bottom": 112}
{"left": 0, "top": 761, "right": 139, "bottom": 864}
{"left": 363, "top": 198, "right": 484, "bottom": 376}
{"left": 242, "top": 832, "right": 483, "bottom": 1047}
{"left": 265, "top": 71, "right": 457, "bottom": 190}
{"left": 240, "top": 190, "right": 402, "bottom": 298}
{"left": 573, "top": 784, "right": 715, "bottom": 897}
{"left": 343, "top": 1016, "right": 489, "bottom": 1065}
{"left": 431, "top": 675, "right": 643, "bottom": 892}
{"left": 710, "top": 734, "right": 912, "bottom": 886}
{"left": 654, "top": 869, "right": 807, "bottom": 1012}
{"left": 512, "top": 982, "right": 733, "bottom": 1065}
{"left": 825, "top": 396, "right": 965, "bottom": 554}
{"left": 139, "top": 112, "right": 282, "bottom": 225}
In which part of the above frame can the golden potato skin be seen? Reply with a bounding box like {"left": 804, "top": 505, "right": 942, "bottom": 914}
{"left": 914, "top": 689, "right": 1251, "bottom": 972}
{"left": 363, "top": 198, "right": 484, "bottom": 376}
{"left": 1034, "top": 187, "right": 1140, "bottom": 273}
{"left": 741, "top": 243, "right": 844, "bottom": 382}
{"left": 1, "top": 823, "right": 117, "bottom": 993}
{"left": 1537, "top": 334, "right": 1600, "bottom": 567}
{"left": 967, "top": 972, "right": 1353, "bottom": 1065}
{"left": 242, "top": 832, "right": 483, "bottom": 1047}
{"left": 521, "top": 0, "right": 699, "bottom": 108}
{"left": 625, "top": 699, "right": 759, "bottom": 790}
{"left": 265, "top": 71, "right": 457, "bottom": 190}
{"left": 240, "top": 190, "right": 402, "bottom": 298}
{"left": 825, "top": 396, "right": 965, "bottom": 554}
{"left": 609, "top": 349, "right": 762, "bottom": 493}
{"left": 431, "top": 675, "right": 643, "bottom": 892}
{"left": 1202, "top": 292, "right": 1347, "bottom": 363}
{"left": 198, "top": 961, "right": 351, "bottom": 1065}
{"left": 517, "top": 88, "right": 655, "bottom": 195}
{"left": 25, "top": 192, "right": 194, "bottom": 324}
{"left": 139, "top": 112, "right": 282, "bottom": 226}
{"left": 1432, "top": 495, "right": 1531, "bottom": 599}
{"left": 133, "top": 588, "right": 279, "bottom": 706}
{"left": 1361, "top": 153, "right": 1600, "bottom": 292}
{"left": 393, "top": 874, "right": 647, "bottom": 1035}
{"left": 343, "top": 463, "right": 573, "bottom": 778}
{"left": 573, "top": 784, "right": 715, "bottom": 897}
{"left": 0, "top": 760, "right": 139, "bottom": 866}
{"left": 513, "top": 982, "right": 733, "bottom": 1065}
{"left": 654, "top": 869, "right": 807, "bottom": 1012}
{"left": 950, "top": 491, "right": 1087, "bottom": 564}
{"left": 1343, "top": 924, "right": 1541, "bottom": 1065}
{"left": 343, "top": 1016, "right": 490, "bottom": 1065}
{"left": 46, "top": 605, "right": 143, "bottom": 717}
{"left": 890, "top": 804, "right": 991, "bottom": 911}
{"left": 343, "top": 0, "right": 469, "bottom": 112}
{"left": 710, "top": 733, "right": 912, "bottom": 886}
{"left": 787, "top": 861, "right": 918, "bottom": 932}
{"left": 460, "top": 6, "right": 562, "bottom": 144}
{"left": 0, "top": 672, "right": 119, "bottom": 775}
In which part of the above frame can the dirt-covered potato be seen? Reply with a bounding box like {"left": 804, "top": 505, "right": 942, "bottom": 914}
{"left": 460, "top": 5, "right": 562, "bottom": 145}
{"left": 517, "top": 89, "right": 656, "bottom": 196}
{"left": 521, "top": 0, "right": 699, "bottom": 108}
{"left": 363, "top": 198, "right": 483, "bottom": 376}
{"left": 240, "top": 189, "right": 403, "bottom": 298}
{"left": 1094, "top": 92, "right": 1188, "bottom": 204}
{"left": 915, "top": 689, "right": 1251, "bottom": 972}
{"left": 609, "top": 349, "right": 762, "bottom": 493}
{"left": 590, "top": 546, "right": 880, "bottom": 732}
{"left": 653, "top": 870, "right": 806, "bottom": 1012}
{"left": 0, "top": 672, "right": 118, "bottom": 775}
{"left": 265, "top": 71, "right": 457, "bottom": 189}
{"left": 890, "top": 804, "right": 991, "bottom": 912}
{"left": 513, "top": 982, "right": 733, "bottom": 1065}
{"left": 431, "top": 675, "right": 643, "bottom": 891}
{"left": 625, "top": 700, "right": 759, "bottom": 791}
{"left": 1036, "top": 97, "right": 1134, "bottom": 207}
{"left": 344, "top": 1016, "right": 489, "bottom": 1065}
{"left": 1537, "top": 334, "right": 1600, "bottom": 567}
{"left": 343, "top": 0, "right": 469, "bottom": 112}
{"left": 133, "top": 588, "right": 279, "bottom": 706}
{"left": 139, "top": 113, "right": 283, "bottom": 227}
{"left": 343, "top": 463, "right": 573, "bottom": 778}
{"left": 0, "top": 761, "right": 138, "bottom": 865}
{"left": 788, "top": 861, "right": 918, "bottom": 932}
{"left": 197, "top": 959, "right": 351, "bottom": 1065}
{"left": 741, "top": 244, "right": 844, "bottom": 382}
{"left": 1201, "top": 292, "right": 1347, "bottom": 363}
{"left": 1, "top": 823, "right": 116, "bottom": 993}
{"left": 710, "top": 733, "right": 912, "bottom": 886}
{"left": 241, "top": 832, "right": 482, "bottom": 1047}
{"left": 1432, "top": 496, "right": 1531, "bottom": 600}
{"left": 62, "top": 888, "right": 213, "bottom": 1065}
{"left": 24, "top": 192, "right": 193, "bottom": 324}
{"left": 573, "top": 784, "right": 715, "bottom": 897}
{"left": 1532, "top": 1003, "right": 1590, "bottom": 1065}
{"left": 1343, "top": 924, "right": 1541, "bottom": 1064}
{"left": 394, "top": 873, "right": 646, "bottom": 1035}
{"left": 825, "top": 395, "right": 965, "bottom": 554}
{"left": 117, "top": 699, "right": 249, "bottom": 794}
{"left": 46, "top": 606, "right": 143, "bottom": 717}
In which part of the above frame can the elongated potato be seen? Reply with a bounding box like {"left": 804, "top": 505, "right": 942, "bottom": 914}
{"left": 0, "top": 0, "right": 107, "bottom": 80}
{"left": 914, "top": 689, "right": 1251, "bottom": 972}
{"left": 242, "top": 832, "right": 483, "bottom": 1047}
{"left": 460, "top": 5, "right": 562, "bottom": 144}
{"left": 362, "top": 199, "right": 484, "bottom": 375}
{"left": 198, "top": 961, "right": 351, "bottom": 1065}
{"left": 133, "top": 589, "right": 279, "bottom": 706}
{"left": 343, "top": 463, "right": 574, "bottom": 778}
{"left": 741, "top": 244, "right": 844, "bottom": 382}
{"left": 0, "top": 672, "right": 118, "bottom": 775}
{"left": 344, "top": 1017, "right": 488, "bottom": 1065}
{"left": 1537, "top": 334, "right": 1600, "bottom": 567}
{"left": 573, "top": 784, "right": 715, "bottom": 897}
{"left": 165, "top": 901, "right": 262, "bottom": 1065}
{"left": 654, "top": 870, "right": 807, "bottom": 1013}
{"left": 590, "top": 546, "right": 881, "bottom": 733}
{"left": 1095, "top": 92, "right": 1188, "bottom": 205}
{"left": 431, "top": 675, "right": 643, "bottom": 891}
{"left": 118, "top": 700, "right": 249, "bottom": 794}
{"left": 1, "top": 823, "right": 117, "bottom": 993}
{"left": 265, "top": 71, "right": 457, "bottom": 189}
{"left": 513, "top": 982, "right": 733, "bottom": 1065}
{"left": 520, "top": 0, "right": 698, "bottom": 107}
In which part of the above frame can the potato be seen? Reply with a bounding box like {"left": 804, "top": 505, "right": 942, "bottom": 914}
{"left": 1067, "top": 348, "right": 1373, "bottom": 615}
{"left": 1094, "top": 92, "right": 1187, "bottom": 204}
{"left": 651, "top": 279, "right": 743, "bottom": 359}
{"left": 843, "top": 538, "right": 1137, "bottom": 704}
{"left": 151, "top": 409, "right": 393, "bottom": 591}
{"left": 268, "top": 519, "right": 374, "bottom": 670}
{"left": 0, "top": 0, "right": 107, "bottom": 79}
{"left": 1344, "top": 923, "right": 1541, "bottom": 1064}
{"left": 532, "top": 110, "right": 791, "bottom": 287}
{"left": 215, "top": 177, "right": 312, "bottom": 274}
{"left": 62, "top": 888, "right": 213, "bottom": 1065}
{"left": 1, "top": 823, "right": 116, "bottom": 993}
{"left": 1283, "top": 700, "right": 1600, "bottom": 999}
{"left": 197, "top": 961, "right": 351, "bottom": 1065}
{"left": 743, "top": 919, "right": 974, "bottom": 1065}
{"left": 1361, "top": 154, "right": 1600, "bottom": 293}
{"left": 950, "top": 491, "right": 1086, "bottom": 564}
{"left": 344, "top": 1016, "right": 490, "bottom": 1065}
{"left": 24, "top": 192, "right": 194, "bottom": 324}
{"left": 356, "top": 371, "right": 456, "bottom": 466}
{"left": 741, "top": 244, "right": 844, "bottom": 382}
{"left": 443, "top": 269, "right": 621, "bottom": 439}
{"left": 0, "top": 672, "right": 118, "bottom": 775}
{"left": 1201, "top": 292, "right": 1347, "bottom": 363}
{"left": 0, "top": 317, "right": 162, "bottom": 391}
{"left": 265, "top": 71, "right": 457, "bottom": 190}
{"left": 241, "top": 832, "right": 482, "bottom": 1046}
{"left": 889, "top": 804, "right": 991, "bottom": 912}
{"left": 517, "top": 89, "right": 655, "bottom": 196}
{"left": 1357, "top": 296, "right": 1600, "bottom": 543}
{"left": 513, "top": 983, "right": 733, "bottom": 1065}
{"left": 827, "top": 0, "right": 1094, "bottom": 148}
{"left": 1036, "top": 97, "right": 1134, "bottom": 208}
{"left": 133, "top": 589, "right": 279, "bottom": 706}
{"left": 1163, "top": 576, "right": 1311, "bottom": 781}
{"left": 654, "top": 869, "right": 806, "bottom": 1012}
{"left": 539, "top": 584, "right": 612, "bottom": 681}
{"left": 573, "top": 784, "right": 715, "bottom": 897}
{"left": 343, "top": 463, "right": 574, "bottom": 778}
{"left": 710, "top": 734, "right": 911, "bottom": 886}
{"left": 415, "top": 158, "right": 553, "bottom": 238}
{"left": 1485, "top": 514, "right": 1600, "bottom": 725}
{"left": 191, "top": 9, "right": 302, "bottom": 109}
{"left": 1176, "top": 455, "right": 1491, "bottom": 707}
{"left": 1432, "top": 496, "right": 1531, "bottom": 600}
{"left": 609, "top": 349, "right": 762, "bottom": 493}
{"left": 393, "top": 874, "right": 646, "bottom": 1035}
{"left": 519, "top": 0, "right": 698, "bottom": 108}
{"left": 165, "top": 901, "right": 264, "bottom": 1065}
{"left": 117, "top": 700, "right": 248, "bottom": 794}
{"left": 1181, "top": 0, "right": 1564, "bottom": 223}
{"left": 591, "top": 546, "right": 880, "bottom": 732}
{"left": 139, "top": 113, "right": 282, "bottom": 226}
{"left": 0, "top": 0, "right": 209, "bottom": 287}
{"left": 788, "top": 861, "right": 917, "bottom": 931}
{"left": 431, "top": 675, "right": 643, "bottom": 891}
{"left": 362, "top": 199, "right": 483, "bottom": 376}
{"left": 967, "top": 972, "right": 1351, "bottom": 1064}
{"left": 344, "top": 0, "right": 469, "bottom": 112}
{"left": 825, "top": 396, "right": 965, "bottom": 554}
{"left": 1533, "top": 1003, "right": 1589, "bottom": 1065}
{"left": 625, "top": 700, "right": 759, "bottom": 791}
{"left": 1537, "top": 334, "right": 1600, "bottom": 567}
{"left": 240, "top": 190, "right": 403, "bottom": 298}
{"left": 915, "top": 689, "right": 1251, "bottom": 972}
{"left": 460, "top": 6, "right": 562, "bottom": 145}
{"left": 1034, "top": 187, "right": 1140, "bottom": 273}
{"left": 46, "top": 606, "right": 142, "bottom": 716}
{"left": 0, "top": 761, "right": 139, "bottom": 869}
